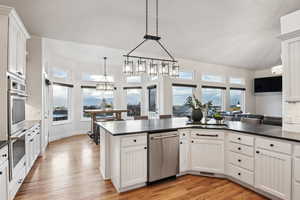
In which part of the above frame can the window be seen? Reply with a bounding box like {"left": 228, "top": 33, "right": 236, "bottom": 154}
{"left": 126, "top": 88, "right": 142, "bottom": 117}
{"left": 50, "top": 68, "right": 68, "bottom": 79}
{"left": 172, "top": 86, "right": 194, "bottom": 117}
{"left": 126, "top": 76, "right": 141, "bottom": 83}
{"left": 52, "top": 84, "right": 71, "bottom": 122}
{"left": 230, "top": 89, "right": 245, "bottom": 112}
{"left": 148, "top": 86, "right": 157, "bottom": 112}
{"left": 202, "top": 87, "right": 225, "bottom": 115}
{"left": 82, "top": 73, "right": 114, "bottom": 82}
{"left": 229, "top": 77, "right": 245, "bottom": 85}
{"left": 82, "top": 87, "right": 114, "bottom": 118}
{"left": 202, "top": 74, "right": 224, "bottom": 83}
{"left": 173, "top": 71, "right": 194, "bottom": 80}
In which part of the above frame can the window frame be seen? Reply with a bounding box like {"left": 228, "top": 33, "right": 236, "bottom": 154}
{"left": 52, "top": 83, "right": 73, "bottom": 125}
{"left": 201, "top": 86, "right": 226, "bottom": 113}
{"left": 229, "top": 87, "right": 246, "bottom": 112}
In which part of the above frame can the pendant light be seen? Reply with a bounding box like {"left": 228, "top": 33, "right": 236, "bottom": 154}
{"left": 123, "top": 0, "right": 180, "bottom": 77}
{"left": 96, "top": 57, "right": 114, "bottom": 91}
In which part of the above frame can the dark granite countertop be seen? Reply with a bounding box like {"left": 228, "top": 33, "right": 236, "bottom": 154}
{"left": 97, "top": 118, "right": 300, "bottom": 143}
{"left": 0, "top": 140, "right": 8, "bottom": 149}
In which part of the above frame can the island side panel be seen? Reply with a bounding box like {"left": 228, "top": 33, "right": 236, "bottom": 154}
{"left": 99, "top": 127, "right": 111, "bottom": 180}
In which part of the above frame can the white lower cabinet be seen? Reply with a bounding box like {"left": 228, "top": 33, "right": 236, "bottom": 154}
{"left": 190, "top": 139, "right": 224, "bottom": 174}
{"left": 0, "top": 160, "right": 9, "bottom": 200}
{"left": 179, "top": 139, "right": 190, "bottom": 173}
{"left": 26, "top": 125, "right": 41, "bottom": 173}
{"left": 255, "top": 148, "right": 292, "bottom": 200}
{"left": 121, "top": 145, "right": 147, "bottom": 188}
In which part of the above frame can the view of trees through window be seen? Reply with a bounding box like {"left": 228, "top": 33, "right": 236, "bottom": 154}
{"left": 82, "top": 88, "right": 113, "bottom": 118}
{"left": 148, "top": 87, "right": 157, "bottom": 112}
{"left": 202, "top": 87, "right": 224, "bottom": 115}
{"left": 53, "top": 84, "right": 70, "bottom": 122}
{"left": 172, "top": 86, "right": 193, "bottom": 117}
{"left": 126, "top": 89, "right": 141, "bottom": 117}
{"left": 230, "top": 89, "right": 244, "bottom": 111}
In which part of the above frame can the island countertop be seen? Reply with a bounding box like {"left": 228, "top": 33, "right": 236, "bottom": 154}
{"left": 96, "top": 118, "right": 300, "bottom": 143}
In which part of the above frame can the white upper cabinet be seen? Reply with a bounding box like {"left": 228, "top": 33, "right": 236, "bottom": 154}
{"left": 0, "top": 6, "right": 30, "bottom": 79}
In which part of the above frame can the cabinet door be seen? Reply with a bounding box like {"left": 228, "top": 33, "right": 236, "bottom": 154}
{"left": 255, "top": 149, "right": 291, "bottom": 200}
{"left": 190, "top": 139, "right": 224, "bottom": 173}
{"left": 8, "top": 18, "right": 18, "bottom": 74}
{"left": 180, "top": 140, "right": 189, "bottom": 173}
{"left": 0, "top": 161, "right": 9, "bottom": 200}
{"left": 34, "top": 133, "right": 41, "bottom": 160}
{"left": 121, "top": 145, "right": 147, "bottom": 188}
{"left": 16, "top": 32, "right": 26, "bottom": 78}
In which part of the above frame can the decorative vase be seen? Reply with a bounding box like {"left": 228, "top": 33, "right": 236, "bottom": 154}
{"left": 192, "top": 109, "right": 203, "bottom": 122}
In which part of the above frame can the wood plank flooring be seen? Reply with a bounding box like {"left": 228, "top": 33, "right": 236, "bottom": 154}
{"left": 15, "top": 135, "right": 268, "bottom": 200}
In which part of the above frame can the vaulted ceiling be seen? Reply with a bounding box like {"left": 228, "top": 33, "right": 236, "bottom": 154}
{"left": 1, "top": 0, "right": 300, "bottom": 69}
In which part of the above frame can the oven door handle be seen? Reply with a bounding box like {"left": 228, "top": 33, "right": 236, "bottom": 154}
{"left": 10, "top": 92, "right": 28, "bottom": 97}
{"left": 11, "top": 130, "right": 27, "bottom": 140}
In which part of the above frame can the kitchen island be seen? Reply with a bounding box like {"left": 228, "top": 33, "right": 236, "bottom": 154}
{"left": 97, "top": 118, "right": 300, "bottom": 200}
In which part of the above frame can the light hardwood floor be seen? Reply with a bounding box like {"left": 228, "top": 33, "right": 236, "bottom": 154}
{"left": 15, "top": 135, "right": 268, "bottom": 200}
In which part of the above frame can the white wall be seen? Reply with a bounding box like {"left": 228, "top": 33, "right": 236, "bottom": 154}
{"left": 42, "top": 38, "right": 256, "bottom": 141}
{"left": 254, "top": 68, "right": 282, "bottom": 117}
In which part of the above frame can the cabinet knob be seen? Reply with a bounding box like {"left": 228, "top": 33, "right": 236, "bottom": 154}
{"left": 191, "top": 140, "right": 194, "bottom": 143}
{"left": 238, "top": 159, "right": 242, "bottom": 162}
{"left": 256, "top": 150, "right": 260, "bottom": 154}
{"left": 144, "top": 147, "right": 147, "bottom": 149}
{"left": 270, "top": 144, "right": 274, "bottom": 147}
{"left": 0, "top": 171, "right": 2, "bottom": 175}
{"left": 183, "top": 133, "right": 185, "bottom": 136}
{"left": 238, "top": 173, "right": 241, "bottom": 176}
{"left": 180, "top": 141, "right": 183, "bottom": 144}
{"left": 237, "top": 137, "right": 241, "bottom": 141}
{"left": 238, "top": 147, "right": 241, "bottom": 151}
{"left": 2, "top": 154, "right": 7, "bottom": 157}
{"left": 133, "top": 139, "right": 137, "bottom": 142}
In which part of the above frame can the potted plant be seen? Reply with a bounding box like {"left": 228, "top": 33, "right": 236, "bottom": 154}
{"left": 185, "top": 95, "right": 208, "bottom": 122}
{"left": 213, "top": 112, "right": 224, "bottom": 124}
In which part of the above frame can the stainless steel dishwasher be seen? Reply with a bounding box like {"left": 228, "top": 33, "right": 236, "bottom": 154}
{"left": 148, "top": 131, "right": 179, "bottom": 182}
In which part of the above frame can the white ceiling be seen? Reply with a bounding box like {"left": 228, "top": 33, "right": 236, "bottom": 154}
{"left": 1, "top": 0, "right": 300, "bottom": 69}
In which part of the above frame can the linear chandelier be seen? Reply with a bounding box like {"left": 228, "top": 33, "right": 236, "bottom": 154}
{"left": 96, "top": 57, "right": 114, "bottom": 91}
{"left": 123, "top": 0, "right": 179, "bottom": 77}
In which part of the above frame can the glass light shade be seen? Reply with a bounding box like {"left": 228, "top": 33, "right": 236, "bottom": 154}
{"left": 96, "top": 82, "right": 114, "bottom": 91}
{"left": 170, "top": 64, "right": 180, "bottom": 77}
{"left": 161, "top": 62, "right": 170, "bottom": 76}
{"left": 123, "top": 60, "right": 134, "bottom": 75}
{"left": 136, "top": 59, "right": 147, "bottom": 74}
{"left": 148, "top": 62, "right": 158, "bottom": 76}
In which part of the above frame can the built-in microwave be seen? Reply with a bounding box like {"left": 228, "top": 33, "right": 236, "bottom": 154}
{"left": 8, "top": 75, "right": 27, "bottom": 135}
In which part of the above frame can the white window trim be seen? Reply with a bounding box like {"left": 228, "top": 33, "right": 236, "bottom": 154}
{"left": 201, "top": 74, "right": 225, "bottom": 83}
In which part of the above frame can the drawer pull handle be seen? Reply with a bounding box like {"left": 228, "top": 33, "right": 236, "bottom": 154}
{"left": 238, "top": 173, "right": 241, "bottom": 176}
{"left": 133, "top": 139, "right": 137, "bottom": 142}
{"left": 270, "top": 144, "right": 274, "bottom": 147}
{"left": 2, "top": 154, "right": 7, "bottom": 157}
{"left": 238, "top": 147, "right": 241, "bottom": 151}
{"left": 238, "top": 159, "right": 242, "bottom": 162}
{"left": 196, "top": 134, "right": 218, "bottom": 137}
{"left": 256, "top": 150, "right": 260, "bottom": 154}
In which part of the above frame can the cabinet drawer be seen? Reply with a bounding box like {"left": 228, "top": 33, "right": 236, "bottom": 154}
{"left": 179, "top": 129, "right": 189, "bottom": 140}
{"left": 9, "top": 166, "right": 26, "bottom": 199}
{"left": 229, "top": 152, "right": 254, "bottom": 171}
{"left": 229, "top": 142, "right": 253, "bottom": 157}
{"left": 229, "top": 133, "right": 254, "bottom": 146}
{"left": 228, "top": 164, "right": 254, "bottom": 186}
{"left": 121, "top": 135, "right": 147, "bottom": 147}
{"left": 256, "top": 138, "right": 292, "bottom": 155}
{"left": 0, "top": 146, "right": 8, "bottom": 166}
{"left": 191, "top": 130, "right": 224, "bottom": 140}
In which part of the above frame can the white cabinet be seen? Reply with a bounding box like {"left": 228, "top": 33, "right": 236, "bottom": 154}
{"left": 190, "top": 139, "right": 224, "bottom": 174}
{"left": 293, "top": 146, "right": 300, "bottom": 200}
{"left": 0, "top": 160, "right": 9, "bottom": 200}
{"left": 110, "top": 133, "right": 147, "bottom": 192}
{"left": 255, "top": 148, "right": 291, "bottom": 200}
{"left": 25, "top": 124, "right": 41, "bottom": 173}
{"left": 180, "top": 139, "right": 190, "bottom": 173}
{"left": 5, "top": 7, "right": 30, "bottom": 79}
{"left": 121, "top": 145, "right": 147, "bottom": 188}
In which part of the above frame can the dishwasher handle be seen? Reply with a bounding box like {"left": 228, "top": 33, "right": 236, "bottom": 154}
{"left": 196, "top": 133, "right": 219, "bottom": 137}
{"left": 151, "top": 134, "right": 179, "bottom": 140}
